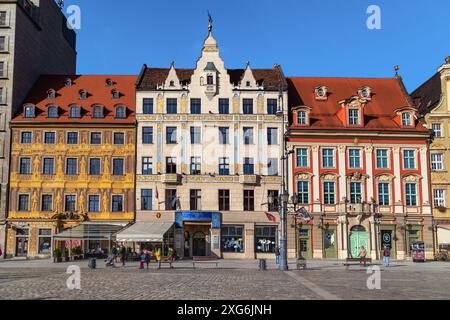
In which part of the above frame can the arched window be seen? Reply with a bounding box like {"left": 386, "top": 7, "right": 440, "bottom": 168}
{"left": 79, "top": 90, "right": 87, "bottom": 100}
{"left": 92, "top": 105, "right": 104, "bottom": 119}
{"left": 70, "top": 105, "right": 81, "bottom": 118}
{"left": 47, "top": 89, "right": 56, "bottom": 100}
{"left": 47, "top": 105, "right": 58, "bottom": 118}
{"left": 115, "top": 105, "right": 126, "bottom": 119}
{"left": 24, "top": 105, "right": 35, "bottom": 118}
{"left": 111, "top": 89, "right": 119, "bottom": 99}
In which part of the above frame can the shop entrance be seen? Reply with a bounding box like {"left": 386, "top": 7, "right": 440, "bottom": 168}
{"left": 406, "top": 227, "right": 422, "bottom": 256}
{"left": 298, "top": 225, "right": 312, "bottom": 259}
{"left": 349, "top": 225, "right": 369, "bottom": 258}
{"left": 193, "top": 232, "right": 207, "bottom": 257}
{"left": 323, "top": 226, "right": 338, "bottom": 259}
{"left": 380, "top": 228, "right": 396, "bottom": 259}
{"left": 15, "top": 228, "right": 29, "bottom": 257}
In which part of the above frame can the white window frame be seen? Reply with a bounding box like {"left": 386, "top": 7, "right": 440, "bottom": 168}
{"left": 402, "top": 149, "right": 417, "bottom": 170}
{"left": 348, "top": 109, "right": 360, "bottom": 125}
{"left": 375, "top": 148, "right": 390, "bottom": 169}
{"left": 402, "top": 112, "right": 412, "bottom": 126}
{"left": 432, "top": 123, "right": 442, "bottom": 137}
{"left": 431, "top": 153, "right": 444, "bottom": 171}
{"left": 296, "top": 148, "right": 309, "bottom": 168}
{"left": 348, "top": 148, "right": 362, "bottom": 169}
{"left": 322, "top": 148, "right": 336, "bottom": 169}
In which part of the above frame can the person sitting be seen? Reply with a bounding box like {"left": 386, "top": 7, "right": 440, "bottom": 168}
{"left": 359, "top": 246, "right": 367, "bottom": 262}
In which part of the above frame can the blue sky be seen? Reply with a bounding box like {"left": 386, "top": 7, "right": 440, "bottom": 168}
{"left": 64, "top": 0, "right": 450, "bottom": 92}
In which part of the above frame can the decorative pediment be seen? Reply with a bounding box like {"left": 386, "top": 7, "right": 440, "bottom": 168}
{"left": 339, "top": 96, "right": 366, "bottom": 109}
{"left": 296, "top": 172, "right": 313, "bottom": 181}
{"left": 321, "top": 172, "right": 339, "bottom": 181}
{"left": 164, "top": 62, "right": 182, "bottom": 89}
{"left": 402, "top": 174, "right": 422, "bottom": 182}
{"left": 375, "top": 174, "right": 394, "bottom": 182}
{"left": 347, "top": 171, "right": 368, "bottom": 181}
{"left": 240, "top": 62, "right": 257, "bottom": 89}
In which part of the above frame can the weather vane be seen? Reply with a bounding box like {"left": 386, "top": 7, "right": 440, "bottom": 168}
{"left": 208, "top": 11, "right": 213, "bottom": 32}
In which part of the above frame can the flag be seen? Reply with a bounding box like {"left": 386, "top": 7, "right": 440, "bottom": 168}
{"left": 297, "top": 207, "right": 311, "bottom": 223}
{"left": 265, "top": 212, "right": 277, "bottom": 222}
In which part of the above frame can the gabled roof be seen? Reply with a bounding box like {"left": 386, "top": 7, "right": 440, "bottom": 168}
{"left": 12, "top": 75, "right": 137, "bottom": 124}
{"left": 410, "top": 72, "right": 442, "bottom": 115}
{"left": 288, "top": 76, "right": 428, "bottom": 132}
{"left": 136, "top": 64, "right": 287, "bottom": 91}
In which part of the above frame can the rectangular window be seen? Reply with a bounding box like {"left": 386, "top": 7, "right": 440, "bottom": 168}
{"left": 190, "top": 98, "right": 201, "bottom": 114}
{"left": 378, "top": 183, "right": 390, "bottom": 206}
{"left": 403, "top": 150, "right": 416, "bottom": 170}
{"left": 219, "top": 98, "right": 229, "bottom": 114}
{"left": 113, "top": 158, "right": 124, "bottom": 176}
{"left": 190, "top": 157, "right": 201, "bottom": 175}
{"left": 268, "top": 190, "right": 279, "bottom": 212}
{"left": 143, "top": 98, "right": 154, "bottom": 114}
{"left": 432, "top": 123, "right": 442, "bottom": 137}
{"left": 142, "top": 127, "right": 153, "bottom": 144}
{"left": 297, "top": 111, "right": 307, "bottom": 125}
{"left": 42, "top": 158, "right": 54, "bottom": 175}
{"left": 243, "top": 158, "right": 254, "bottom": 175}
{"left": 167, "top": 98, "right": 177, "bottom": 114}
{"left": 218, "top": 190, "right": 230, "bottom": 211}
{"left": 65, "top": 195, "right": 76, "bottom": 211}
{"left": 38, "top": 229, "right": 52, "bottom": 254}
{"left": 243, "top": 99, "right": 253, "bottom": 114}
{"left": 297, "top": 181, "right": 309, "bottom": 204}
{"left": 112, "top": 195, "right": 124, "bottom": 212}
{"left": 0, "top": 12, "right": 7, "bottom": 26}
{"left": 221, "top": 226, "right": 245, "bottom": 253}
{"left": 267, "top": 99, "right": 278, "bottom": 115}
{"left": 90, "top": 132, "right": 102, "bottom": 145}
{"left": 166, "top": 157, "right": 177, "bottom": 174}
{"left": 21, "top": 132, "right": 32, "bottom": 144}
{"left": 166, "top": 127, "right": 177, "bottom": 144}
{"left": 322, "top": 148, "right": 335, "bottom": 168}
{"left": 67, "top": 132, "right": 78, "bottom": 145}
{"left": 431, "top": 154, "right": 444, "bottom": 171}
{"left": 323, "top": 182, "right": 335, "bottom": 205}
{"left": 243, "top": 190, "right": 255, "bottom": 211}
{"left": 141, "top": 189, "right": 152, "bottom": 211}
{"left": 44, "top": 132, "right": 56, "bottom": 144}
{"left": 350, "top": 182, "right": 362, "bottom": 204}
{"left": 402, "top": 113, "right": 412, "bottom": 126}
{"left": 376, "top": 149, "right": 389, "bottom": 169}
{"left": 66, "top": 158, "right": 78, "bottom": 175}
{"left": 190, "top": 189, "right": 202, "bottom": 211}
{"left": 88, "top": 195, "right": 100, "bottom": 212}
{"left": 243, "top": 127, "right": 254, "bottom": 145}
{"left": 0, "top": 36, "right": 6, "bottom": 51}
{"left": 296, "top": 148, "right": 309, "bottom": 168}
{"left": 190, "top": 127, "right": 201, "bottom": 144}
{"left": 41, "top": 195, "right": 53, "bottom": 212}
{"left": 113, "top": 132, "right": 125, "bottom": 145}
{"left": 89, "top": 158, "right": 101, "bottom": 176}
{"left": 348, "top": 109, "right": 360, "bottom": 125}
{"left": 165, "top": 189, "right": 177, "bottom": 210}
{"left": 267, "top": 158, "right": 278, "bottom": 176}
{"left": 405, "top": 183, "right": 417, "bottom": 206}
{"left": 267, "top": 128, "right": 278, "bottom": 145}
{"left": 434, "top": 189, "right": 445, "bottom": 207}
{"left": 19, "top": 158, "right": 31, "bottom": 175}
{"left": 18, "top": 194, "right": 29, "bottom": 211}
{"left": 142, "top": 157, "right": 153, "bottom": 175}
{"left": 255, "top": 226, "right": 277, "bottom": 253}
{"left": 219, "top": 157, "right": 230, "bottom": 175}
{"left": 219, "top": 127, "right": 229, "bottom": 144}
{"left": 349, "top": 149, "right": 361, "bottom": 169}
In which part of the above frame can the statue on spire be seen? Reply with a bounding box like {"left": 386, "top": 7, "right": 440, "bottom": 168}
{"left": 208, "top": 11, "right": 213, "bottom": 32}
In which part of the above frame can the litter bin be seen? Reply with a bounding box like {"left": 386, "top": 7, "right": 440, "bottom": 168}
{"left": 411, "top": 241, "right": 426, "bottom": 263}
{"left": 259, "top": 259, "right": 267, "bottom": 271}
{"left": 88, "top": 258, "right": 97, "bottom": 269}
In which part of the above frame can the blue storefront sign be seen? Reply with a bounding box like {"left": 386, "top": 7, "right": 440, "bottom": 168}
{"left": 175, "top": 211, "right": 221, "bottom": 229}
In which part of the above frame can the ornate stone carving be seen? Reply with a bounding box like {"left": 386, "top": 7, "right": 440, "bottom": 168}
{"left": 403, "top": 174, "right": 422, "bottom": 182}
{"left": 31, "top": 190, "right": 39, "bottom": 213}
{"left": 296, "top": 172, "right": 313, "bottom": 181}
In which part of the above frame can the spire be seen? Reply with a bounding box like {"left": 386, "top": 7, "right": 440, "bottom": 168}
{"left": 203, "top": 11, "right": 218, "bottom": 52}
{"left": 208, "top": 11, "right": 213, "bottom": 33}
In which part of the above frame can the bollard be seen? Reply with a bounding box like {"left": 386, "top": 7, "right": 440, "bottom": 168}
{"left": 88, "top": 258, "right": 96, "bottom": 269}
{"left": 259, "top": 259, "right": 267, "bottom": 271}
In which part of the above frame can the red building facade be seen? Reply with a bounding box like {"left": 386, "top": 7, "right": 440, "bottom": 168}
{"left": 286, "top": 76, "right": 434, "bottom": 261}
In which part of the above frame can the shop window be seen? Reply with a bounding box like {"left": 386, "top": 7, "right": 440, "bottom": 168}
{"left": 38, "top": 229, "right": 52, "bottom": 254}
{"left": 221, "top": 226, "right": 245, "bottom": 253}
{"left": 255, "top": 226, "right": 277, "bottom": 253}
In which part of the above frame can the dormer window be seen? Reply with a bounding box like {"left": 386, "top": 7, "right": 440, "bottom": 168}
{"left": 298, "top": 111, "right": 307, "bottom": 125}
{"left": 293, "top": 106, "right": 311, "bottom": 126}
{"left": 65, "top": 78, "right": 72, "bottom": 87}
{"left": 24, "top": 105, "right": 35, "bottom": 118}
{"left": 246, "top": 81, "right": 251, "bottom": 87}
{"left": 169, "top": 81, "right": 175, "bottom": 87}
{"left": 79, "top": 90, "right": 87, "bottom": 100}
{"left": 106, "top": 78, "right": 113, "bottom": 87}
{"left": 70, "top": 105, "right": 81, "bottom": 118}
{"left": 47, "top": 105, "right": 58, "bottom": 118}
{"left": 92, "top": 105, "right": 104, "bottom": 119}
{"left": 402, "top": 112, "right": 412, "bottom": 126}
{"left": 47, "top": 89, "right": 56, "bottom": 100}
{"left": 348, "top": 109, "right": 360, "bottom": 125}
{"left": 358, "top": 87, "right": 372, "bottom": 100}
{"left": 111, "top": 89, "right": 119, "bottom": 99}
{"left": 115, "top": 105, "right": 126, "bottom": 119}
{"left": 315, "top": 86, "right": 328, "bottom": 100}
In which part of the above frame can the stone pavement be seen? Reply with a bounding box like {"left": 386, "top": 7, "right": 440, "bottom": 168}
{"left": 0, "top": 259, "right": 449, "bottom": 300}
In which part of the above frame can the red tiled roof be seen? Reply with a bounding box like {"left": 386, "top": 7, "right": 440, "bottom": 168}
{"left": 287, "top": 77, "right": 428, "bottom": 132}
{"left": 12, "top": 75, "right": 137, "bottom": 124}
{"left": 410, "top": 72, "right": 442, "bottom": 115}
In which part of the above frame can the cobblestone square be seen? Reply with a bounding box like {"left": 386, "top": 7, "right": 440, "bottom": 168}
{"left": 0, "top": 259, "right": 449, "bottom": 300}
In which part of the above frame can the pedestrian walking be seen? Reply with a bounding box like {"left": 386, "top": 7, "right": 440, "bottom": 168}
{"left": 155, "top": 247, "right": 161, "bottom": 269}
{"left": 383, "top": 245, "right": 391, "bottom": 267}
{"left": 111, "top": 245, "right": 118, "bottom": 263}
{"left": 120, "top": 245, "right": 127, "bottom": 267}
{"left": 139, "top": 250, "right": 146, "bottom": 269}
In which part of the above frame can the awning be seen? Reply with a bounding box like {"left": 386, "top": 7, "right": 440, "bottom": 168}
{"left": 115, "top": 221, "right": 174, "bottom": 242}
{"left": 437, "top": 227, "right": 450, "bottom": 245}
{"left": 53, "top": 222, "right": 129, "bottom": 241}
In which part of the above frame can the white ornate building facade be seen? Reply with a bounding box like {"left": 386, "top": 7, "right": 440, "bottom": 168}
{"left": 128, "top": 22, "right": 289, "bottom": 259}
